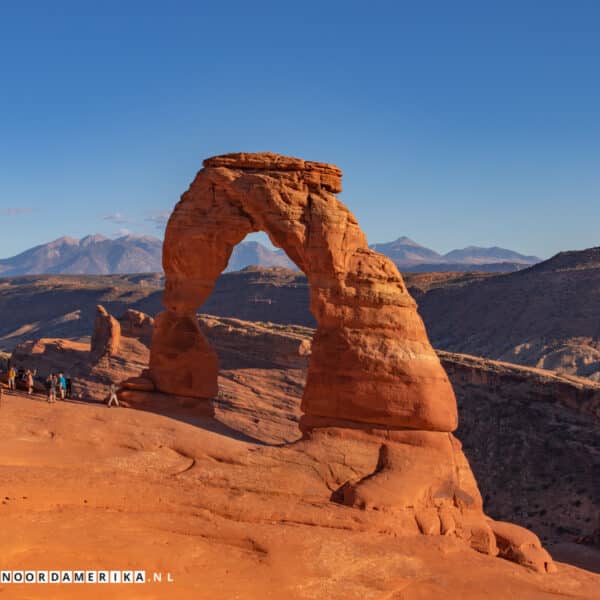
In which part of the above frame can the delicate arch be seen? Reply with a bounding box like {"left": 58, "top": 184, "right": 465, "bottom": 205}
{"left": 149, "top": 153, "right": 457, "bottom": 432}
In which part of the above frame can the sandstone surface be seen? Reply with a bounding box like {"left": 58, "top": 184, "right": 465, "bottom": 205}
{"left": 5, "top": 157, "right": 594, "bottom": 581}
{"left": 1, "top": 393, "right": 598, "bottom": 599}
{"left": 119, "top": 308, "right": 154, "bottom": 344}
{"left": 208, "top": 316, "right": 600, "bottom": 560}
{"left": 200, "top": 316, "right": 600, "bottom": 562}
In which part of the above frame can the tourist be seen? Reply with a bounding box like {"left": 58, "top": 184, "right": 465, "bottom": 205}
{"left": 26, "top": 370, "right": 34, "bottom": 395}
{"left": 7, "top": 366, "right": 16, "bottom": 390}
{"left": 58, "top": 372, "right": 66, "bottom": 400}
{"left": 66, "top": 376, "right": 72, "bottom": 399}
{"left": 46, "top": 374, "right": 57, "bottom": 404}
{"left": 107, "top": 383, "right": 119, "bottom": 408}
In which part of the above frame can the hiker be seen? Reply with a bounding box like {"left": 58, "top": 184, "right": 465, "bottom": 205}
{"left": 58, "top": 372, "right": 66, "bottom": 400}
{"left": 66, "top": 376, "right": 72, "bottom": 399}
{"left": 107, "top": 383, "right": 119, "bottom": 408}
{"left": 46, "top": 374, "right": 57, "bottom": 404}
{"left": 7, "top": 366, "right": 16, "bottom": 390}
{"left": 26, "top": 370, "right": 34, "bottom": 395}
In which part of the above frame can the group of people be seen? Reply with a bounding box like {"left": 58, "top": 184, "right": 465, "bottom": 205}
{"left": 44, "top": 372, "right": 72, "bottom": 403}
{"left": 4, "top": 365, "right": 120, "bottom": 407}
{"left": 6, "top": 366, "right": 37, "bottom": 395}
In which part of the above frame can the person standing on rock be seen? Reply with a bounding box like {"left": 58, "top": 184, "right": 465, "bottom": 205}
{"left": 47, "top": 374, "right": 57, "bottom": 404}
{"left": 7, "top": 366, "right": 16, "bottom": 391}
{"left": 107, "top": 383, "right": 119, "bottom": 408}
{"left": 26, "top": 370, "right": 34, "bottom": 395}
{"left": 65, "top": 376, "right": 72, "bottom": 399}
{"left": 58, "top": 372, "right": 66, "bottom": 400}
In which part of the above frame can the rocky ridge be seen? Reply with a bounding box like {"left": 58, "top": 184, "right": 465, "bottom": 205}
{"left": 2, "top": 257, "right": 599, "bottom": 384}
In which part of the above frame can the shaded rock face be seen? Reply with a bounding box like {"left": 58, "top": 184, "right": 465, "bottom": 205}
{"left": 442, "top": 351, "right": 600, "bottom": 547}
{"left": 150, "top": 152, "right": 457, "bottom": 432}
{"left": 198, "top": 314, "right": 311, "bottom": 370}
{"left": 146, "top": 314, "right": 597, "bottom": 565}
{"left": 90, "top": 304, "right": 121, "bottom": 362}
{"left": 408, "top": 249, "right": 600, "bottom": 382}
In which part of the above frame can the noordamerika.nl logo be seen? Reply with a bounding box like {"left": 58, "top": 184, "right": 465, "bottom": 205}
{"left": 1, "top": 571, "right": 174, "bottom": 584}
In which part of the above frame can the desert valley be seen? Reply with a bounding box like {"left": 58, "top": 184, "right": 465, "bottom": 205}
{"left": 0, "top": 152, "right": 599, "bottom": 599}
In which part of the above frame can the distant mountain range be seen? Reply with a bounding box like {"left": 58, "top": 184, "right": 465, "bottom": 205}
{"left": 0, "top": 235, "right": 294, "bottom": 276}
{"left": 0, "top": 234, "right": 541, "bottom": 276}
{"left": 0, "top": 235, "right": 162, "bottom": 276}
{"left": 369, "top": 236, "right": 541, "bottom": 271}
{"left": 225, "top": 241, "right": 295, "bottom": 271}
{"left": 0, "top": 235, "right": 162, "bottom": 277}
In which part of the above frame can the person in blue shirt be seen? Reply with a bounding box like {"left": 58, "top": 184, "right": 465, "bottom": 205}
{"left": 58, "top": 372, "right": 67, "bottom": 400}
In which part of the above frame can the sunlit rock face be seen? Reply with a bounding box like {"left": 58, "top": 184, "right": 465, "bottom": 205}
{"left": 146, "top": 152, "right": 557, "bottom": 573}
{"left": 90, "top": 304, "right": 121, "bottom": 363}
{"left": 150, "top": 152, "right": 457, "bottom": 432}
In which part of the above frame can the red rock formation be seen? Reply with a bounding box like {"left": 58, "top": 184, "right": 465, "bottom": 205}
{"left": 169, "top": 314, "right": 599, "bottom": 555}
{"left": 119, "top": 309, "right": 154, "bottom": 346}
{"left": 491, "top": 520, "right": 557, "bottom": 573}
{"left": 11, "top": 312, "right": 147, "bottom": 402}
{"left": 146, "top": 152, "right": 556, "bottom": 573}
{"left": 151, "top": 152, "right": 457, "bottom": 432}
{"left": 90, "top": 304, "right": 121, "bottom": 362}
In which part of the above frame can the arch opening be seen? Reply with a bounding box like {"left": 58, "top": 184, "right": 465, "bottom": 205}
{"left": 196, "top": 232, "right": 313, "bottom": 443}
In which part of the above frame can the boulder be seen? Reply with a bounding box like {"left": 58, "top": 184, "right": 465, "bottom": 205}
{"left": 119, "top": 309, "right": 154, "bottom": 345}
{"left": 490, "top": 520, "right": 557, "bottom": 573}
{"left": 120, "top": 376, "right": 155, "bottom": 392}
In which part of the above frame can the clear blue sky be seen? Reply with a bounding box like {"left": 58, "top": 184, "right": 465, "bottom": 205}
{"left": 1, "top": 1, "right": 598, "bottom": 259}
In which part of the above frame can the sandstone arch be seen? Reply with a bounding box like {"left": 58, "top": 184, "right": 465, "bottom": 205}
{"left": 145, "top": 152, "right": 558, "bottom": 573}
{"left": 150, "top": 152, "right": 457, "bottom": 432}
